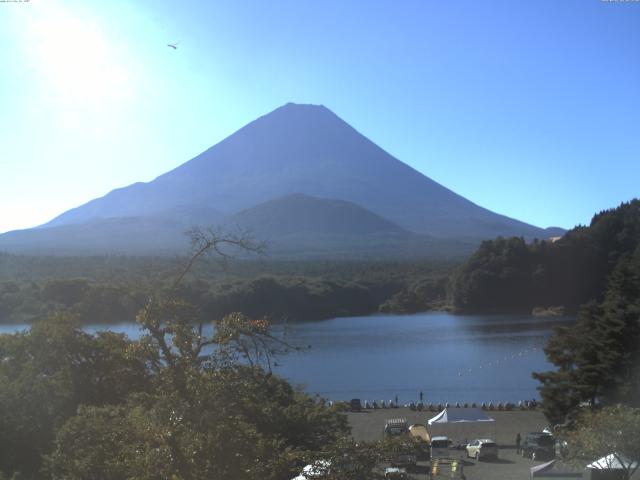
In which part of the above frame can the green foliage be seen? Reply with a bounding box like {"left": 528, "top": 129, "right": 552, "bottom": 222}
{"left": 202, "top": 275, "right": 378, "bottom": 321}
{"left": 449, "top": 237, "right": 537, "bottom": 312}
{"left": 46, "top": 305, "right": 351, "bottom": 480}
{"left": 0, "top": 256, "right": 455, "bottom": 325}
{"left": 444, "top": 200, "right": 640, "bottom": 424}
{"left": 533, "top": 246, "right": 640, "bottom": 423}
{"left": 379, "top": 274, "right": 449, "bottom": 313}
{"left": 46, "top": 381, "right": 313, "bottom": 480}
{"left": 41, "top": 279, "right": 89, "bottom": 306}
{"left": 0, "top": 231, "right": 415, "bottom": 478}
{"left": 379, "top": 435, "right": 423, "bottom": 464}
{"left": 450, "top": 199, "right": 640, "bottom": 313}
{"left": 0, "top": 314, "right": 151, "bottom": 477}
{"left": 301, "top": 438, "right": 385, "bottom": 480}
{"left": 0, "top": 306, "right": 353, "bottom": 479}
{"left": 563, "top": 405, "right": 640, "bottom": 480}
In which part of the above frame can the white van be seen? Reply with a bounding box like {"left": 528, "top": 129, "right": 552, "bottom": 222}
{"left": 430, "top": 436, "right": 451, "bottom": 460}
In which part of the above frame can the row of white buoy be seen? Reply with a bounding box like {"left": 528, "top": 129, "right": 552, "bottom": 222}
{"left": 326, "top": 399, "right": 538, "bottom": 411}
{"left": 402, "top": 401, "right": 537, "bottom": 411}
{"left": 456, "top": 345, "right": 543, "bottom": 377}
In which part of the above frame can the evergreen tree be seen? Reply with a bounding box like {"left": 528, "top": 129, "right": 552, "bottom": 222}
{"left": 450, "top": 199, "right": 640, "bottom": 313}
{"left": 533, "top": 247, "right": 640, "bottom": 423}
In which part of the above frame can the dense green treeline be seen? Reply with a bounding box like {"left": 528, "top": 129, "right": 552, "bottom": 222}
{"left": 0, "top": 314, "right": 153, "bottom": 476}
{"left": 439, "top": 200, "right": 640, "bottom": 469}
{"left": 0, "top": 308, "right": 421, "bottom": 480}
{"left": 3, "top": 200, "right": 639, "bottom": 324}
{"left": 1, "top": 203, "right": 638, "bottom": 478}
{"left": 0, "top": 310, "right": 356, "bottom": 479}
{"left": 449, "top": 200, "right": 640, "bottom": 313}
{"left": 533, "top": 243, "right": 640, "bottom": 423}
{"left": 501, "top": 200, "right": 640, "bottom": 434}
{"left": 0, "top": 231, "right": 421, "bottom": 479}
{"left": 530, "top": 243, "right": 640, "bottom": 479}
{"left": 0, "top": 253, "right": 451, "bottom": 284}
{"left": 0, "top": 256, "right": 454, "bottom": 324}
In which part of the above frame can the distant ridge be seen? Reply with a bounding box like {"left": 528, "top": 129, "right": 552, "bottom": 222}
{"left": 0, "top": 103, "right": 563, "bottom": 257}
{"left": 226, "top": 193, "right": 407, "bottom": 237}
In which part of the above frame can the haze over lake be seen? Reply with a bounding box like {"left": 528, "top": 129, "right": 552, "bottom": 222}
{"left": 1, "top": 312, "right": 572, "bottom": 404}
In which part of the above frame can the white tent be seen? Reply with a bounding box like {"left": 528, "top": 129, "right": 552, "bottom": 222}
{"left": 587, "top": 454, "right": 638, "bottom": 470}
{"left": 427, "top": 408, "right": 495, "bottom": 425}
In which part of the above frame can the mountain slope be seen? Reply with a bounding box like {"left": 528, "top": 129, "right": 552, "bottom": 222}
{"left": 0, "top": 205, "right": 223, "bottom": 255}
{"left": 0, "top": 217, "right": 188, "bottom": 255}
{"left": 0, "top": 194, "right": 477, "bottom": 258}
{"left": 225, "top": 193, "right": 407, "bottom": 237}
{"left": 42, "top": 103, "right": 551, "bottom": 239}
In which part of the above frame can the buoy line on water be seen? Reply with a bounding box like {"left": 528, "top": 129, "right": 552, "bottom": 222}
{"left": 455, "top": 338, "right": 546, "bottom": 378}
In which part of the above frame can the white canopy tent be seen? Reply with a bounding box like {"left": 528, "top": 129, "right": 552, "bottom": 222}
{"left": 427, "top": 408, "right": 495, "bottom": 425}
{"left": 427, "top": 408, "right": 497, "bottom": 445}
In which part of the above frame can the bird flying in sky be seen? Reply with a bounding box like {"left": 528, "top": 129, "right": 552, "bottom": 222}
{"left": 167, "top": 42, "right": 178, "bottom": 49}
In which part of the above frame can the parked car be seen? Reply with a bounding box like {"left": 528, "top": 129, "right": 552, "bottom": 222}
{"left": 430, "top": 436, "right": 451, "bottom": 460}
{"left": 542, "top": 423, "right": 567, "bottom": 435}
{"left": 522, "top": 432, "right": 555, "bottom": 460}
{"left": 384, "top": 467, "right": 408, "bottom": 479}
{"left": 350, "top": 398, "right": 362, "bottom": 412}
{"left": 465, "top": 438, "right": 499, "bottom": 460}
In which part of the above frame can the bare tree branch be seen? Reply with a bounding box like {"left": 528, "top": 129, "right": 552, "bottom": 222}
{"left": 168, "top": 226, "right": 266, "bottom": 294}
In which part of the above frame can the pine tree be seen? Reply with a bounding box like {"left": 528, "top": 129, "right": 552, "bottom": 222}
{"left": 533, "top": 247, "right": 640, "bottom": 422}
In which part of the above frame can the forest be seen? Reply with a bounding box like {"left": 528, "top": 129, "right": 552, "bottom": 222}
{"left": 448, "top": 199, "right": 640, "bottom": 314}
{"left": 0, "top": 233, "right": 421, "bottom": 480}
{"left": 3, "top": 200, "right": 640, "bottom": 325}
{"left": 1, "top": 201, "right": 639, "bottom": 478}
{"left": 0, "top": 253, "right": 453, "bottom": 325}
{"left": 533, "top": 242, "right": 640, "bottom": 422}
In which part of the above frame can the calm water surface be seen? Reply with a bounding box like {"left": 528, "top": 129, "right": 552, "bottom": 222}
{"left": 0, "top": 312, "right": 572, "bottom": 404}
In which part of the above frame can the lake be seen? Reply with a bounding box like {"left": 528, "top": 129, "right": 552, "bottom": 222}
{"left": 0, "top": 312, "right": 571, "bottom": 404}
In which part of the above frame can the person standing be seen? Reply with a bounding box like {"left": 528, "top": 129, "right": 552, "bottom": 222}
{"left": 516, "top": 433, "right": 522, "bottom": 454}
{"left": 419, "top": 390, "right": 424, "bottom": 402}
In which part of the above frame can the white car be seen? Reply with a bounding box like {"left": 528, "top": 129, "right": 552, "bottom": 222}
{"left": 292, "top": 460, "right": 331, "bottom": 480}
{"left": 466, "top": 439, "right": 499, "bottom": 460}
{"left": 384, "top": 467, "right": 408, "bottom": 479}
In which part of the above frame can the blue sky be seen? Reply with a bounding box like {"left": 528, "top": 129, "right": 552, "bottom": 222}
{"left": 1, "top": 0, "right": 639, "bottom": 233}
